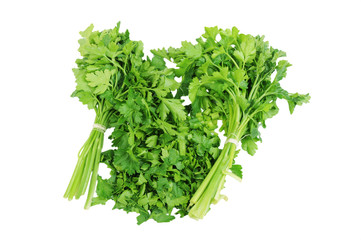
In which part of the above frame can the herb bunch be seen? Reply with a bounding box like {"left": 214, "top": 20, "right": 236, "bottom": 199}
{"left": 152, "top": 26, "right": 310, "bottom": 219}
{"left": 64, "top": 23, "right": 146, "bottom": 208}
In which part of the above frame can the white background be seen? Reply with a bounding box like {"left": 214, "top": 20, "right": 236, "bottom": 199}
{"left": 1, "top": 0, "right": 360, "bottom": 239}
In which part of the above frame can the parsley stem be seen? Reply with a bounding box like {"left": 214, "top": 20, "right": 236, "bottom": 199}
{"left": 248, "top": 74, "right": 261, "bottom": 100}
{"left": 225, "top": 52, "right": 240, "bottom": 69}
{"left": 189, "top": 146, "right": 228, "bottom": 206}
{"left": 77, "top": 131, "right": 99, "bottom": 197}
{"left": 188, "top": 121, "right": 247, "bottom": 220}
{"left": 104, "top": 55, "right": 127, "bottom": 76}
{"left": 64, "top": 103, "right": 112, "bottom": 204}
{"left": 84, "top": 139, "right": 103, "bottom": 209}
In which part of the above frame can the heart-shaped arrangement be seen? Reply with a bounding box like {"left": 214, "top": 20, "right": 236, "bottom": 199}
{"left": 64, "top": 22, "right": 310, "bottom": 224}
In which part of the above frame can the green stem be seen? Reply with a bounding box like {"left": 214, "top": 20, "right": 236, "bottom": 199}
{"left": 188, "top": 119, "right": 248, "bottom": 220}
{"left": 77, "top": 131, "right": 99, "bottom": 198}
{"left": 248, "top": 74, "right": 261, "bottom": 100}
{"left": 104, "top": 55, "right": 126, "bottom": 76}
{"left": 64, "top": 103, "right": 113, "bottom": 204}
{"left": 225, "top": 52, "right": 240, "bottom": 69}
{"left": 84, "top": 137, "right": 104, "bottom": 209}
{"left": 64, "top": 128, "right": 100, "bottom": 199}
{"left": 188, "top": 142, "right": 235, "bottom": 219}
{"left": 63, "top": 137, "right": 89, "bottom": 199}
{"left": 250, "top": 83, "right": 276, "bottom": 110}
{"left": 188, "top": 146, "right": 228, "bottom": 206}
{"left": 71, "top": 132, "right": 97, "bottom": 199}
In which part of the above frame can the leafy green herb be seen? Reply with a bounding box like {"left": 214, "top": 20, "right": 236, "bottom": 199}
{"left": 93, "top": 102, "right": 221, "bottom": 224}
{"left": 64, "top": 23, "right": 147, "bottom": 209}
{"left": 65, "top": 23, "right": 221, "bottom": 224}
{"left": 66, "top": 23, "right": 309, "bottom": 224}
{"left": 152, "top": 26, "right": 310, "bottom": 220}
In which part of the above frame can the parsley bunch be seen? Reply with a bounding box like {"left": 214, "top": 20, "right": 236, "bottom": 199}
{"left": 153, "top": 26, "right": 310, "bottom": 219}
{"left": 64, "top": 23, "right": 146, "bottom": 208}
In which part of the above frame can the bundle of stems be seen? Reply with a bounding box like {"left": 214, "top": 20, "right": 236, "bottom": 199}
{"left": 64, "top": 103, "right": 113, "bottom": 209}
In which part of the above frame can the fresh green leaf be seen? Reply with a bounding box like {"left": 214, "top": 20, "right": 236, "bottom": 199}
{"left": 230, "top": 164, "right": 243, "bottom": 179}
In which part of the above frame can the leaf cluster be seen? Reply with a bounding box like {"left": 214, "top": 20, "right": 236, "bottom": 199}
{"left": 71, "top": 22, "right": 144, "bottom": 113}
{"left": 93, "top": 109, "right": 220, "bottom": 224}
{"left": 153, "top": 26, "right": 310, "bottom": 156}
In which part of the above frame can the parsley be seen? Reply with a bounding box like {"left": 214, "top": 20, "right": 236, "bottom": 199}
{"left": 92, "top": 100, "right": 221, "bottom": 224}
{"left": 65, "top": 23, "right": 309, "bottom": 223}
{"left": 64, "top": 23, "right": 148, "bottom": 209}
{"left": 152, "top": 26, "right": 310, "bottom": 220}
{"left": 65, "top": 23, "right": 221, "bottom": 223}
